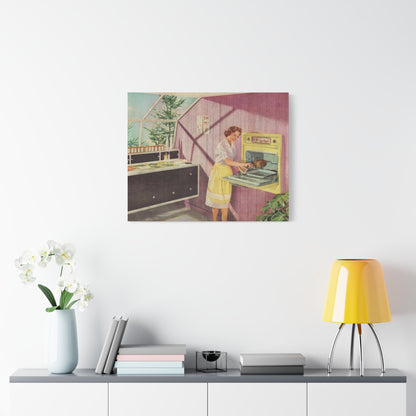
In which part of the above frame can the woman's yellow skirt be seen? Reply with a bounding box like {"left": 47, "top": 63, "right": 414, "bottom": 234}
{"left": 205, "top": 163, "right": 233, "bottom": 208}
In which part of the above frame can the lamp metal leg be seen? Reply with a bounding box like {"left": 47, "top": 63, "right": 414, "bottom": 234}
{"left": 327, "top": 323, "right": 344, "bottom": 374}
{"left": 350, "top": 323, "right": 356, "bottom": 370}
{"left": 368, "top": 323, "right": 385, "bottom": 373}
{"left": 358, "top": 323, "right": 364, "bottom": 376}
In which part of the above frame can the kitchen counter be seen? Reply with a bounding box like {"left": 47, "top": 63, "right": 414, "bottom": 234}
{"left": 128, "top": 159, "right": 198, "bottom": 176}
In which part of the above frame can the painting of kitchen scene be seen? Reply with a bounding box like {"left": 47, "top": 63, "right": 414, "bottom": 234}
{"left": 128, "top": 92, "right": 289, "bottom": 221}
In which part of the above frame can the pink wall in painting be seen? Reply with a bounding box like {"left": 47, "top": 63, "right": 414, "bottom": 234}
{"left": 175, "top": 93, "right": 289, "bottom": 221}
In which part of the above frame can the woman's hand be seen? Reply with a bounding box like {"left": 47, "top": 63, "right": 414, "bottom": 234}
{"left": 224, "top": 158, "right": 253, "bottom": 169}
{"left": 237, "top": 162, "right": 252, "bottom": 172}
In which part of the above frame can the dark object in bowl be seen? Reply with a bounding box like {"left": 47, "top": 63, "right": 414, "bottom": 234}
{"left": 202, "top": 351, "right": 221, "bottom": 362}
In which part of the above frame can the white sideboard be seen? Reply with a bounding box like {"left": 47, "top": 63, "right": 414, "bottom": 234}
{"left": 10, "top": 383, "right": 107, "bottom": 416}
{"left": 308, "top": 382, "right": 406, "bottom": 416}
{"left": 209, "top": 383, "right": 306, "bottom": 416}
{"left": 10, "top": 369, "right": 407, "bottom": 416}
{"left": 110, "top": 383, "right": 206, "bottom": 416}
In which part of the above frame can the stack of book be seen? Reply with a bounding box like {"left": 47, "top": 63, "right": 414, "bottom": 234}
{"left": 240, "top": 353, "right": 305, "bottom": 375}
{"left": 95, "top": 315, "right": 129, "bottom": 375}
{"left": 114, "top": 344, "right": 186, "bottom": 375}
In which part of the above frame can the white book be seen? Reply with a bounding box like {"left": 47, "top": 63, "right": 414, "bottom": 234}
{"left": 95, "top": 316, "right": 119, "bottom": 374}
{"left": 116, "top": 367, "right": 185, "bottom": 375}
{"left": 115, "top": 361, "right": 184, "bottom": 368}
{"left": 118, "top": 344, "right": 187, "bottom": 355}
{"left": 104, "top": 316, "right": 129, "bottom": 374}
{"left": 240, "top": 353, "right": 305, "bottom": 367}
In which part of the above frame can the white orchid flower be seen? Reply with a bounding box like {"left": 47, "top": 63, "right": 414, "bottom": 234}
{"left": 83, "top": 290, "right": 94, "bottom": 302}
{"left": 38, "top": 245, "right": 52, "bottom": 267}
{"left": 55, "top": 244, "right": 75, "bottom": 265}
{"left": 84, "top": 292, "right": 93, "bottom": 302}
{"left": 62, "top": 259, "right": 77, "bottom": 274}
{"left": 20, "top": 250, "right": 40, "bottom": 265}
{"left": 19, "top": 265, "right": 36, "bottom": 284}
{"left": 78, "top": 300, "right": 89, "bottom": 312}
{"left": 64, "top": 279, "right": 78, "bottom": 293}
{"left": 19, "top": 265, "right": 34, "bottom": 277}
{"left": 16, "top": 240, "right": 92, "bottom": 312}
{"left": 77, "top": 284, "right": 88, "bottom": 296}
{"left": 20, "top": 274, "right": 36, "bottom": 285}
{"left": 15, "top": 257, "right": 28, "bottom": 270}
{"left": 47, "top": 240, "right": 61, "bottom": 255}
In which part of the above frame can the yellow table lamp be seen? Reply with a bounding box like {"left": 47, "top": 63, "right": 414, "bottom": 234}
{"left": 323, "top": 259, "right": 391, "bottom": 376}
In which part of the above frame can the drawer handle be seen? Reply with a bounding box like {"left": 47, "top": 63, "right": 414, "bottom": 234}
{"left": 189, "top": 187, "right": 192, "bottom": 191}
{"left": 189, "top": 172, "right": 192, "bottom": 176}
{"left": 152, "top": 195, "right": 156, "bottom": 199}
{"left": 172, "top": 191, "right": 175, "bottom": 195}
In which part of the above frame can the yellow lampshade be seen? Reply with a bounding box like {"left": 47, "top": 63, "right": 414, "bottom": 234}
{"left": 323, "top": 259, "right": 391, "bottom": 323}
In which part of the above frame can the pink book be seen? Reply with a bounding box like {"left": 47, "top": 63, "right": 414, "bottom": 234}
{"left": 116, "top": 354, "right": 185, "bottom": 361}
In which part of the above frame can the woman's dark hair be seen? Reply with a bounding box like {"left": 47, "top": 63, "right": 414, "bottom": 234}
{"left": 224, "top": 126, "right": 242, "bottom": 137}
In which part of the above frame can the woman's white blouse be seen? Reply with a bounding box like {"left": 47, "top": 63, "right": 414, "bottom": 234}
{"left": 214, "top": 139, "right": 235, "bottom": 164}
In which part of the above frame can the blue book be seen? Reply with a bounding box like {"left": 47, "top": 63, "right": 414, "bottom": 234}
{"left": 116, "top": 367, "right": 185, "bottom": 375}
{"left": 115, "top": 361, "right": 184, "bottom": 368}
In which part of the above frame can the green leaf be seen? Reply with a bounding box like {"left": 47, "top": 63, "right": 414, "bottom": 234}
{"left": 256, "top": 214, "right": 270, "bottom": 221}
{"left": 38, "top": 284, "right": 57, "bottom": 307}
{"left": 59, "top": 290, "right": 74, "bottom": 309}
{"left": 271, "top": 212, "right": 284, "bottom": 221}
{"left": 46, "top": 306, "right": 58, "bottom": 312}
{"left": 63, "top": 292, "right": 74, "bottom": 309}
{"left": 66, "top": 299, "right": 80, "bottom": 310}
{"left": 269, "top": 198, "right": 281, "bottom": 210}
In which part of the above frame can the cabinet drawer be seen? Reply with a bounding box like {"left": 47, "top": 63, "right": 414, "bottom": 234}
{"left": 168, "top": 166, "right": 198, "bottom": 199}
{"left": 208, "top": 383, "right": 306, "bottom": 416}
{"left": 109, "top": 383, "right": 206, "bottom": 416}
{"left": 11, "top": 383, "right": 107, "bottom": 416}
{"left": 308, "top": 383, "right": 406, "bottom": 416}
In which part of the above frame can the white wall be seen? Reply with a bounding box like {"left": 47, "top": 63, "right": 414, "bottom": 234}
{"left": 1, "top": 0, "right": 415, "bottom": 414}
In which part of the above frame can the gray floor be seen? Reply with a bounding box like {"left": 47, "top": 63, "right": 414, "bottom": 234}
{"left": 128, "top": 201, "right": 210, "bottom": 221}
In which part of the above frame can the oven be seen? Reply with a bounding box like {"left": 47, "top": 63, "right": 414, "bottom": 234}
{"left": 223, "top": 132, "right": 282, "bottom": 194}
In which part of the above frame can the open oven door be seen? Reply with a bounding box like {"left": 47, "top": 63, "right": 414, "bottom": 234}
{"left": 223, "top": 147, "right": 281, "bottom": 194}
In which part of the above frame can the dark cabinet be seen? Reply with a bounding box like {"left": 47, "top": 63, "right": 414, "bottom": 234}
{"left": 129, "top": 150, "right": 180, "bottom": 165}
{"left": 128, "top": 165, "right": 199, "bottom": 212}
{"left": 131, "top": 152, "right": 160, "bottom": 164}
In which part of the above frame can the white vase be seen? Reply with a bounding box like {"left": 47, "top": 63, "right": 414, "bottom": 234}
{"left": 47, "top": 309, "right": 78, "bottom": 373}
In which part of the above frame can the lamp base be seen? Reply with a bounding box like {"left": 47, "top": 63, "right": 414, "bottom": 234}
{"left": 327, "top": 323, "right": 385, "bottom": 376}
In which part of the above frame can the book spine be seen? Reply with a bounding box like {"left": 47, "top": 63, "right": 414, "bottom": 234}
{"left": 240, "top": 354, "right": 305, "bottom": 367}
{"left": 95, "top": 317, "right": 118, "bottom": 374}
{"left": 118, "top": 348, "right": 186, "bottom": 355}
{"left": 115, "top": 361, "right": 184, "bottom": 368}
{"left": 116, "top": 367, "right": 185, "bottom": 375}
{"left": 240, "top": 365, "right": 304, "bottom": 375}
{"left": 116, "top": 354, "right": 185, "bottom": 362}
{"left": 103, "top": 318, "right": 128, "bottom": 374}
{"left": 118, "top": 344, "right": 187, "bottom": 355}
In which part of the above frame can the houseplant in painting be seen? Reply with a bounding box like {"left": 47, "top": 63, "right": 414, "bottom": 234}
{"left": 15, "top": 240, "right": 93, "bottom": 374}
{"left": 256, "top": 193, "right": 289, "bottom": 221}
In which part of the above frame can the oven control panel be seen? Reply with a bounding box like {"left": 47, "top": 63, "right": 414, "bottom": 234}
{"left": 251, "top": 136, "right": 272, "bottom": 145}
{"left": 245, "top": 134, "right": 281, "bottom": 149}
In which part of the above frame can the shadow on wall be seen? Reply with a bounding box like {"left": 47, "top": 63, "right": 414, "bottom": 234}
{"left": 383, "top": 264, "right": 416, "bottom": 415}
{"left": 383, "top": 264, "right": 416, "bottom": 316}
{"left": 204, "top": 94, "right": 289, "bottom": 121}
{"left": 122, "top": 320, "right": 162, "bottom": 345}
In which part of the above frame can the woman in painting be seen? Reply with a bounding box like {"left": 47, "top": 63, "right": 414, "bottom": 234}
{"left": 205, "top": 126, "right": 252, "bottom": 221}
